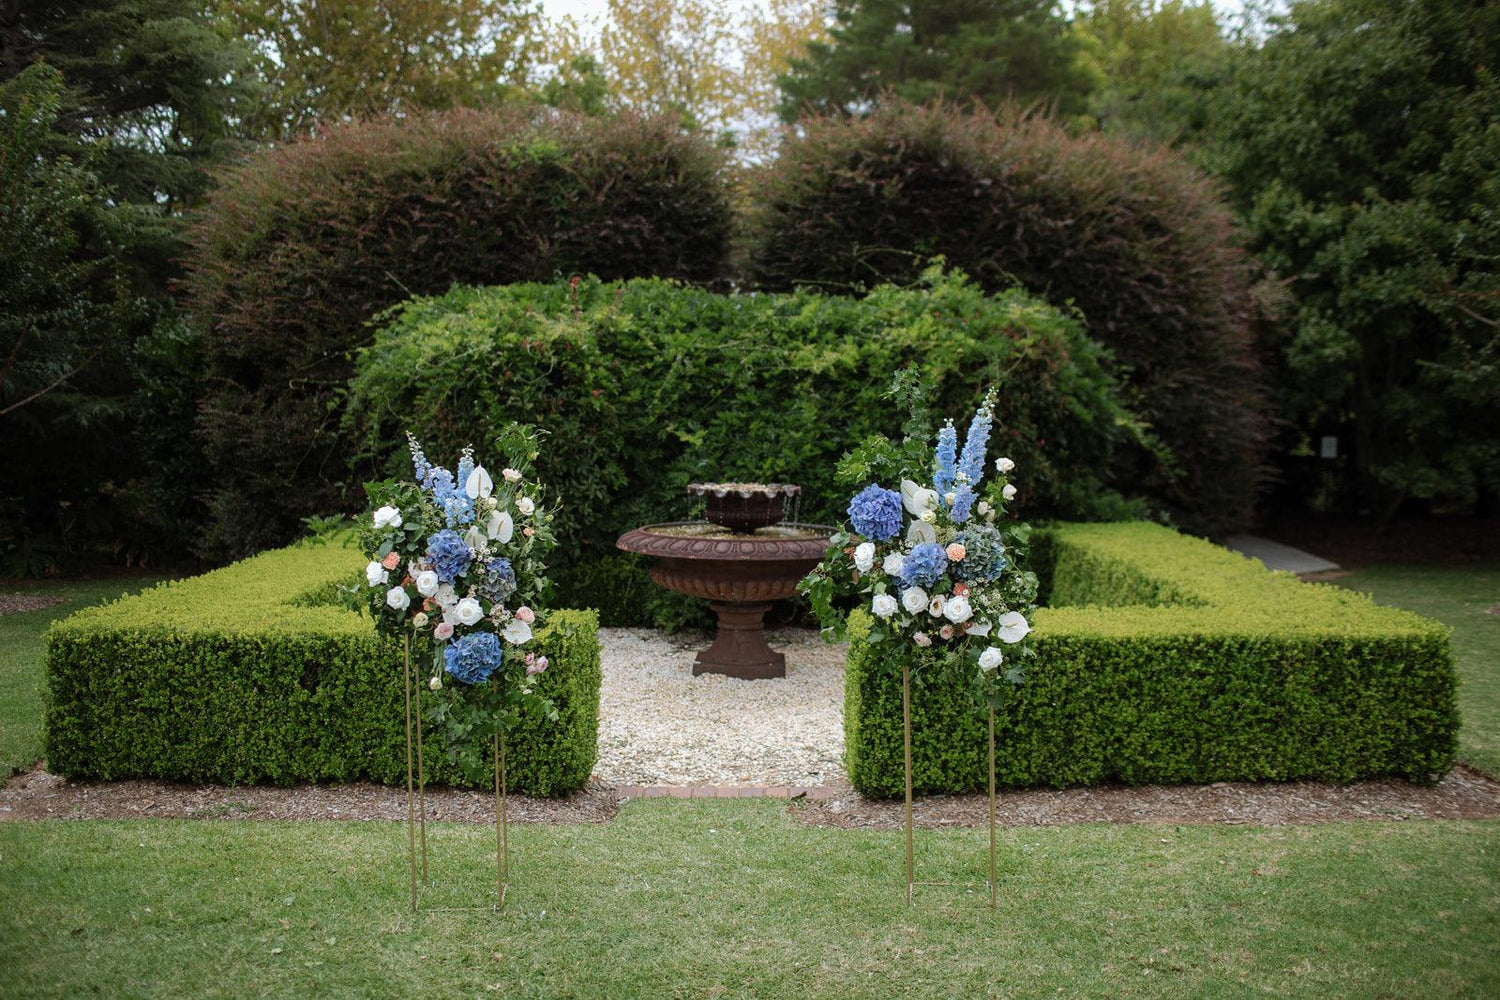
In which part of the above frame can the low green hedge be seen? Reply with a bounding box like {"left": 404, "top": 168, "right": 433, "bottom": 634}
{"left": 845, "top": 521, "right": 1457, "bottom": 796}
{"left": 44, "top": 540, "right": 601, "bottom": 795}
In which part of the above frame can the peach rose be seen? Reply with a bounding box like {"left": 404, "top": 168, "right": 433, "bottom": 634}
{"left": 382, "top": 551, "right": 401, "bottom": 570}
{"left": 945, "top": 542, "right": 966, "bottom": 562}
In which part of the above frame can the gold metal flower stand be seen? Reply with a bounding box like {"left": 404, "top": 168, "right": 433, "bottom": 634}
{"left": 901, "top": 660, "right": 998, "bottom": 909}
{"left": 402, "top": 639, "right": 509, "bottom": 913}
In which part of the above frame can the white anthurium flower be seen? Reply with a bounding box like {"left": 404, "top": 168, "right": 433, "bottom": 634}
{"left": 871, "top": 594, "right": 898, "bottom": 619}
{"left": 901, "top": 586, "right": 929, "bottom": 615}
{"left": 516, "top": 496, "right": 536, "bottom": 516}
{"left": 365, "top": 561, "right": 389, "bottom": 588}
{"left": 454, "top": 597, "right": 484, "bottom": 626}
{"left": 373, "top": 505, "right": 403, "bottom": 530}
{"left": 465, "top": 465, "right": 493, "bottom": 500}
{"left": 415, "top": 571, "right": 440, "bottom": 597}
{"left": 995, "top": 457, "right": 1015, "bottom": 473}
{"left": 853, "top": 542, "right": 876, "bottom": 573}
{"left": 901, "top": 479, "right": 938, "bottom": 517}
{"left": 502, "top": 468, "right": 522, "bottom": 483}
{"left": 927, "top": 595, "right": 946, "bottom": 617}
{"left": 978, "top": 646, "right": 1004, "bottom": 672}
{"left": 503, "top": 619, "right": 533, "bottom": 645}
{"left": 434, "top": 584, "right": 458, "bottom": 608}
{"left": 882, "top": 552, "right": 905, "bottom": 576}
{"left": 906, "top": 520, "right": 937, "bottom": 545}
{"left": 463, "top": 524, "right": 487, "bottom": 552}
{"left": 965, "top": 621, "right": 992, "bottom": 637}
{"left": 1002, "top": 483, "right": 1018, "bottom": 501}
{"left": 487, "top": 509, "right": 514, "bottom": 544}
{"left": 943, "top": 596, "right": 973, "bottom": 624}
{"left": 997, "top": 611, "right": 1031, "bottom": 644}
{"left": 385, "top": 587, "right": 411, "bottom": 612}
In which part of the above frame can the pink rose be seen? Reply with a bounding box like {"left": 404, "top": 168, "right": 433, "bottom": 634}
{"left": 913, "top": 632, "right": 932, "bottom": 647}
{"left": 516, "top": 606, "right": 535, "bottom": 624}
{"left": 945, "top": 543, "right": 966, "bottom": 562}
{"left": 382, "top": 551, "right": 401, "bottom": 570}
{"left": 526, "top": 656, "right": 549, "bottom": 677}
{"left": 939, "top": 625, "right": 954, "bottom": 640}
{"left": 433, "top": 622, "right": 454, "bottom": 641}
{"left": 523, "top": 526, "right": 535, "bottom": 537}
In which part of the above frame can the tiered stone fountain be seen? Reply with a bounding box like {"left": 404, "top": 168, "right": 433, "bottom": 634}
{"left": 615, "top": 483, "right": 834, "bottom": 679}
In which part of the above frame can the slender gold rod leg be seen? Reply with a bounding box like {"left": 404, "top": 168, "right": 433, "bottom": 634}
{"left": 495, "top": 731, "right": 509, "bottom": 910}
{"left": 903, "top": 660, "right": 914, "bottom": 908}
{"left": 403, "top": 638, "right": 417, "bottom": 913}
{"left": 989, "top": 704, "right": 997, "bottom": 910}
{"left": 415, "top": 681, "right": 428, "bottom": 882}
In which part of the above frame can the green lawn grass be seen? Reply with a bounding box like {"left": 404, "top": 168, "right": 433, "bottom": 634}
{"left": 1336, "top": 565, "right": 1500, "bottom": 776}
{"left": 1, "top": 804, "right": 1497, "bottom": 998}
{"left": 0, "top": 576, "right": 166, "bottom": 775}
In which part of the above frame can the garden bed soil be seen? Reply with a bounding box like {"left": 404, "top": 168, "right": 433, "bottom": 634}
{"left": 0, "top": 594, "right": 64, "bottom": 616}
{"left": 795, "top": 766, "right": 1500, "bottom": 830}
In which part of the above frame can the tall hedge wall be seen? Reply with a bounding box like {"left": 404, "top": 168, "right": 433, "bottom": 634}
{"left": 344, "top": 272, "right": 1145, "bottom": 628}
{"left": 746, "top": 102, "right": 1269, "bottom": 537}
{"left": 845, "top": 521, "right": 1457, "bottom": 796}
{"left": 182, "top": 107, "right": 734, "bottom": 562}
{"left": 45, "top": 539, "right": 601, "bottom": 795}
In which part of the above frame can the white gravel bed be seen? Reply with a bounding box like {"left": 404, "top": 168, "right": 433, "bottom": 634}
{"left": 594, "top": 627, "right": 848, "bottom": 786}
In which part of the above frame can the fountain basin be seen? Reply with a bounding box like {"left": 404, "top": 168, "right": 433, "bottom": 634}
{"left": 615, "top": 521, "right": 834, "bottom": 679}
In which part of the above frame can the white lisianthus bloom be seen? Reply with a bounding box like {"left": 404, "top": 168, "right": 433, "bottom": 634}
{"left": 465, "top": 465, "right": 493, "bottom": 500}
{"left": 435, "top": 584, "right": 458, "bottom": 608}
{"left": 965, "top": 621, "right": 992, "bottom": 637}
{"left": 487, "top": 509, "right": 514, "bottom": 544}
{"left": 415, "top": 571, "right": 440, "bottom": 597}
{"left": 428, "top": 675, "right": 442, "bottom": 691}
{"left": 502, "top": 468, "right": 522, "bottom": 483}
{"left": 373, "top": 505, "right": 403, "bottom": 530}
{"left": 907, "top": 520, "right": 937, "bottom": 545}
{"left": 1002, "top": 483, "right": 1018, "bottom": 501}
{"left": 385, "top": 587, "right": 411, "bottom": 612}
{"left": 516, "top": 496, "right": 535, "bottom": 516}
{"left": 978, "top": 646, "right": 1004, "bottom": 672}
{"left": 913, "top": 632, "right": 932, "bottom": 647}
{"left": 995, "top": 457, "right": 1015, "bottom": 473}
{"left": 976, "top": 501, "right": 991, "bottom": 517}
{"left": 454, "top": 597, "right": 484, "bottom": 626}
{"left": 882, "top": 552, "right": 905, "bottom": 576}
{"left": 919, "top": 508, "right": 937, "bottom": 524}
{"left": 872, "top": 594, "right": 898, "bottom": 619}
{"left": 900, "top": 479, "right": 939, "bottom": 517}
{"left": 365, "top": 561, "right": 389, "bottom": 588}
{"left": 943, "top": 596, "right": 973, "bottom": 624}
{"left": 503, "top": 619, "right": 533, "bottom": 645}
{"left": 412, "top": 612, "right": 429, "bottom": 628}
{"left": 943, "top": 491, "right": 957, "bottom": 505}
{"left": 997, "top": 611, "right": 1031, "bottom": 644}
{"left": 853, "top": 542, "right": 876, "bottom": 573}
{"left": 901, "top": 586, "right": 929, "bottom": 615}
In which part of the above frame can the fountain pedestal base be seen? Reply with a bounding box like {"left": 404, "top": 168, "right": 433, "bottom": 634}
{"left": 693, "top": 602, "right": 786, "bottom": 680}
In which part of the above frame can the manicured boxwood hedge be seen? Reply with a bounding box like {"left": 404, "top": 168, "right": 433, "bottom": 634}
{"left": 845, "top": 521, "right": 1457, "bottom": 796}
{"left": 44, "top": 540, "right": 600, "bottom": 795}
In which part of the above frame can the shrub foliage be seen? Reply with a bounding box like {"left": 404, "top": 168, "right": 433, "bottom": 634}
{"left": 845, "top": 521, "right": 1457, "bottom": 796}
{"left": 746, "top": 102, "right": 1269, "bottom": 536}
{"left": 345, "top": 272, "right": 1144, "bottom": 627}
{"left": 45, "top": 539, "right": 602, "bottom": 795}
{"left": 182, "top": 107, "right": 734, "bottom": 561}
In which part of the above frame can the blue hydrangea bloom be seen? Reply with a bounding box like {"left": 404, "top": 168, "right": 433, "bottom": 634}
{"left": 426, "top": 529, "right": 472, "bottom": 583}
{"left": 847, "top": 484, "right": 904, "bottom": 541}
{"left": 950, "top": 484, "right": 976, "bottom": 525}
{"left": 901, "top": 542, "right": 949, "bottom": 587}
{"left": 479, "top": 557, "right": 517, "bottom": 603}
{"left": 952, "top": 524, "right": 1008, "bottom": 582}
{"left": 958, "top": 402, "right": 994, "bottom": 487}
{"left": 444, "top": 631, "right": 504, "bottom": 685}
{"left": 933, "top": 420, "right": 958, "bottom": 497}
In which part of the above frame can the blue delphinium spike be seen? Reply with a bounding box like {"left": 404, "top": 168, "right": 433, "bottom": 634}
{"left": 407, "top": 432, "right": 431, "bottom": 486}
{"left": 951, "top": 484, "right": 976, "bottom": 525}
{"left": 933, "top": 420, "right": 958, "bottom": 498}
{"left": 958, "top": 396, "right": 995, "bottom": 487}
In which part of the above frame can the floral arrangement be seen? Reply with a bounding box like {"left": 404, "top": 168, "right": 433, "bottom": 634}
{"left": 347, "top": 424, "right": 558, "bottom": 778}
{"left": 801, "top": 373, "right": 1038, "bottom": 704}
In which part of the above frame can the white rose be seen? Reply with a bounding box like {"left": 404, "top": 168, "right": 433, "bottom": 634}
{"left": 978, "top": 646, "right": 1004, "bottom": 672}
{"left": 995, "top": 457, "right": 1015, "bottom": 473}
{"left": 412, "top": 612, "right": 429, "bottom": 628}
{"left": 465, "top": 465, "right": 493, "bottom": 500}
{"left": 415, "top": 571, "right": 440, "bottom": 597}
{"left": 502, "top": 468, "right": 522, "bottom": 483}
{"left": 454, "top": 597, "right": 484, "bottom": 626}
{"left": 919, "top": 508, "right": 937, "bottom": 524}
{"left": 435, "top": 584, "right": 458, "bottom": 608}
{"left": 516, "top": 496, "right": 535, "bottom": 516}
{"left": 927, "top": 595, "right": 946, "bottom": 617}
{"left": 385, "top": 587, "right": 411, "bottom": 612}
{"left": 900, "top": 479, "right": 939, "bottom": 517}
{"left": 871, "top": 594, "right": 898, "bottom": 619}
{"left": 976, "top": 501, "right": 991, "bottom": 517}
{"left": 882, "top": 552, "right": 905, "bottom": 576}
{"left": 365, "top": 560, "right": 389, "bottom": 588}
{"left": 502, "top": 619, "right": 533, "bottom": 645}
{"left": 906, "top": 520, "right": 937, "bottom": 545}
{"left": 943, "top": 596, "right": 973, "bottom": 624}
{"left": 373, "top": 505, "right": 403, "bottom": 530}
{"left": 487, "top": 510, "right": 514, "bottom": 544}
{"left": 901, "top": 586, "right": 929, "bottom": 615}
{"left": 853, "top": 542, "right": 876, "bottom": 573}
{"left": 997, "top": 611, "right": 1031, "bottom": 644}
{"left": 1002, "top": 483, "right": 1018, "bottom": 501}
{"left": 965, "top": 621, "right": 992, "bottom": 637}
